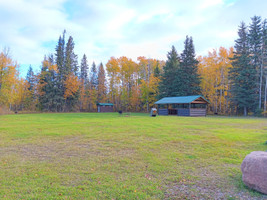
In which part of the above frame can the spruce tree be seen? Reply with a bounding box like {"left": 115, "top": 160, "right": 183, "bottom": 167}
{"left": 38, "top": 56, "right": 55, "bottom": 111}
{"left": 80, "top": 54, "right": 89, "bottom": 84}
{"left": 179, "top": 36, "right": 201, "bottom": 96}
{"left": 262, "top": 19, "right": 267, "bottom": 114}
{"left": 229, "top": 22, "right": 257, "bottom": 116}
{"left": 26, "top": 65, "right": 35, "bottom": 91}
{"left": 55, "top": 30, "right": 66, "bottom": 111}
{"left": 64, "top": 36, "right": 79, "bottom": 111}
{"left": 38, "top": 55, "right": 63, "bottom": 112}
{"left": 154, "top": 63, "right": 161, "bottom": 78}
{"left": 97, "top": 62, "right": 106, "bottom": 102}
{"left": 88, "top": 62, "right": 98, "bottom": 111}
{"left": 90, "top": 62, "right": 98, "bottom": 89}
{"left": 65, "top": 36, "right": 78, "bottom": 76}
{"left": 159, "top": 46, "right": 180, "bottom": 98}
{"left": 248, "top": 16, "right": 262, "bottom": 110}
{"left": 55, "top": 30, "right": 66, "bottom": 80}
{"left": 25, "top": 65, "right": 35, "bottom": 110}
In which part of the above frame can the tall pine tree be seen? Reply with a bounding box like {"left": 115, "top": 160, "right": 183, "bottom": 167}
{"left": 64, "top": 36, "right": 79, "bottom": 111}
{"left": 80, "top": 54, "right": 89, "bottom": 84}
{"left": 97, "top": 62, "right": 106, "bottom": 103}
{"left": 262, "top": 19, "right": 267, "bottom": 114}
{"left": 55, "top": 30, "right": 66, "bottom": 81}
{"left": 38, "top": 55, "right": 62, "bottom": 112}
{"left": 54, "top": 30, "right": 66, "bottom": 111}
{"left": 179, "top": 35, "right": 201, "bottom": 96}
{"left": 229, "top": 22, "right": 257, "bottom": 116}
{"left": 159, "top": 46, "right": 180, "bottom": 98}
{"left": 26, "top": 65, "right": 35, "bottom": 91}
{"left": 25, "top": 65, "right": 36, "bottom": 110}
{"left": 79, "top": 54, "right": 89, "bottom": 111}
{"left": 248, "top": 16, "right": 262, "bottom": 110}
{"left": 88, "top": 62, "right": 98, "bottom": 111}
{"left": 65, "top": 36, "right": 79, "bottom": 76}
{"left": 90, "top": 62, "right": 98, "bottom": 89}
{"left": 154, "top": 64, "right": 161, "bottom": 78}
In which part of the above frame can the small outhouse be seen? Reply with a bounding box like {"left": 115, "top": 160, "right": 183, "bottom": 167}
{"left": 97, "top": 103, "right": 114, "bottom": 112}
{"left": 154, "top": 95, "right": 209, "bottom": 117}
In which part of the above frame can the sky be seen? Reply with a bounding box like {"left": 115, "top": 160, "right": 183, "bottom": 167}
{"left": 0, "top": 0, "right": 266, "bottom": 77}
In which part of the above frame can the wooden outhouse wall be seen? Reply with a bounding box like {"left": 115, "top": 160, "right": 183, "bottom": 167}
{"left": 177, "top": 109, "right": 190, "bottom": 116}
{"left": 158, "top": 109, "right": 168, "bottom": 115}
{"left": 189, "top": 108, "right": 206, "bottom": 116}
{"left": 158, "top": 108, "right": 206, "bottom": 116}
{"left": 98, "top": 106, "right": 113, "bottom": 112}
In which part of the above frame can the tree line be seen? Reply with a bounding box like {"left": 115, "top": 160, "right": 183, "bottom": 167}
{"left": 0, "top": 16, "right": 266, "bottom": 116}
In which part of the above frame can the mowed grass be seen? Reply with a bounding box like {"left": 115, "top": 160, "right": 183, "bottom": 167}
{"left": 0, "top": 113, "right": 266, "bottom": 199}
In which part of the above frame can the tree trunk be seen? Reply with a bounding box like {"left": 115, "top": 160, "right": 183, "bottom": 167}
{"left": 244, "top": 106, "right": 247, "bottom": 116}
{"left": 264, "top": 75, "right": 267, "bottom": 116}
{"left": 215, "top": 96, "right": 218, "bottom": 113}
{"left": 146, "top": 98, "right": 149, "bottom": 113}
{"left": 259, "top": 59, "right": 263, "bottom": 109}
{"left": 220, "top": 66, "right": 224, "bottom": 113}
{"left": 219, "top": 87, "right": 222, "bottom": 113}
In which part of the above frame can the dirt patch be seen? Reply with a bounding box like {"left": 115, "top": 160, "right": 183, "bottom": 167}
{"left": 0, "top": 136, "right": 135, "bottom": 162}
{"left": 165, "top": 183, "right": 267, "bottom": 200}
{"left": 164, "top": 166, "right": 267, "bottom": 200}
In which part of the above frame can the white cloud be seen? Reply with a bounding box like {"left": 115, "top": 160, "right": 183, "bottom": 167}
{"left": 0, "top": 0, "right": 267, "bottom": 76}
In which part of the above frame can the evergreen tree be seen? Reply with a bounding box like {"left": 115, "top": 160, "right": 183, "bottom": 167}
{"left": 159, "top": 46, "right": 180, "bottom": 98}
{"left": 64, "top": 36, "right": 79, "bottom": 111}
{"left": 80, "top": 54, "right": 89, "bottom": 84}
{"left": 248, "top": 16, "right": 262, "bottom": 109}
{"left": 49, "top": 53, "right": 64, "bottom": 112}
{"left": 55, "top": 30, "right": 66, "bottom": 80}
{"left": 154, "top": 63, "right": 161, "bottom": 78}
{"left": 179, "top": 36, "right": 201, "bottom": 96}
{"left": 54, "top": 31, "right": 80, "bottom": 111}
{"left": 26, "top": 65, "right": 35, "bottom": 91}
{"left": 38, "top": 55, "right": 62, "bottom": 111}
{"left": 262, "top": 19, "right": 267, "bottom": 114}
{"left": 229, "top": 22, "right": 257, "bottom": 116}
{"left": 54, "top": 30, "right": 66, "bottom": 111}
{"left": 65, "top": 36, "right": 78, "bottom": 76}
{"left": 90, "top": 62, "right": 98, "bottom": 89}
{"left": 97, "top": 62, "right": 106, "bottom": 102}
{"left": 88, "top": 62, "right": 98, "bottom": 111}
{"left": 25, "top": 65, "right": 36, "bottom": 110}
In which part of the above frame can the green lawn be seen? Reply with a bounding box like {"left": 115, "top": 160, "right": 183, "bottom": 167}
{"left": 0, "top": 113, "right": 266, "bottom": 199}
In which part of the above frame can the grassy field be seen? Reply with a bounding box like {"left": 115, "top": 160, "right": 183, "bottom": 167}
{"left": 0, "top": 113, "right": 266, "bottom": 199}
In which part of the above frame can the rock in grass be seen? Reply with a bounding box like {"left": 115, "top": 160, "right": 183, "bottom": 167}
{"left": 241, "top": 151, "right": 267, "bottom": 194}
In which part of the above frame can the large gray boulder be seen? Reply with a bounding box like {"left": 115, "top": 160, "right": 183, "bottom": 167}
{"left": 241, "top": 151, "right": 267, "bottom": 194}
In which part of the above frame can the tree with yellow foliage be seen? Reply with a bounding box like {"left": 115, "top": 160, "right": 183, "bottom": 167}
{"left": 198, "top": 47, "right": 233, "bottom": 114}
{"left": 0, "top": 49, "right": 20, "bottom": 111}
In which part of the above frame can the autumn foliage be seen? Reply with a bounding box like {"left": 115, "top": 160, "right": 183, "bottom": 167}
{"left": 64, "top": 73, "right": 80, "bottom": 99}
{"left": 1, "top": 16, "right": 266, "bottom": 116}
{"left": 0, "top": 50, "right": 28, "bottom": 112}
{"left": 198, "top": 47, "right": 234, "bottom": 114}
{"left": 106, "top": 56, "right": 164, "bottom": 112}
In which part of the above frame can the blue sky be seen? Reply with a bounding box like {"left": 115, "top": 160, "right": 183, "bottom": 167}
{"left": 0, "top": 0, "right": 266, "bottom": 77}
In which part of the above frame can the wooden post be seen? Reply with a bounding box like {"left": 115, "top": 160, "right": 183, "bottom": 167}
{"left": 189, "top": 103, "right": 191, "bottom": 116}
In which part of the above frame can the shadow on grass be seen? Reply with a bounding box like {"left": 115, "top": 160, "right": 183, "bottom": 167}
{"left": 230, "top": 173, "right": 267, "bottom": 199}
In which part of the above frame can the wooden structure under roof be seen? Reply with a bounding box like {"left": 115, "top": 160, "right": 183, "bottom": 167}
{"left": 154, "top": 95, "right": 209, "bottom": 117}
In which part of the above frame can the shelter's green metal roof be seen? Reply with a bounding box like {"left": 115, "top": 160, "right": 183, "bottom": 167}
{"left": 97, "top": 103, "right": 114, "bottom": 106}
{"left": 154, "top": 95, "right": 209, "bottom": 104}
